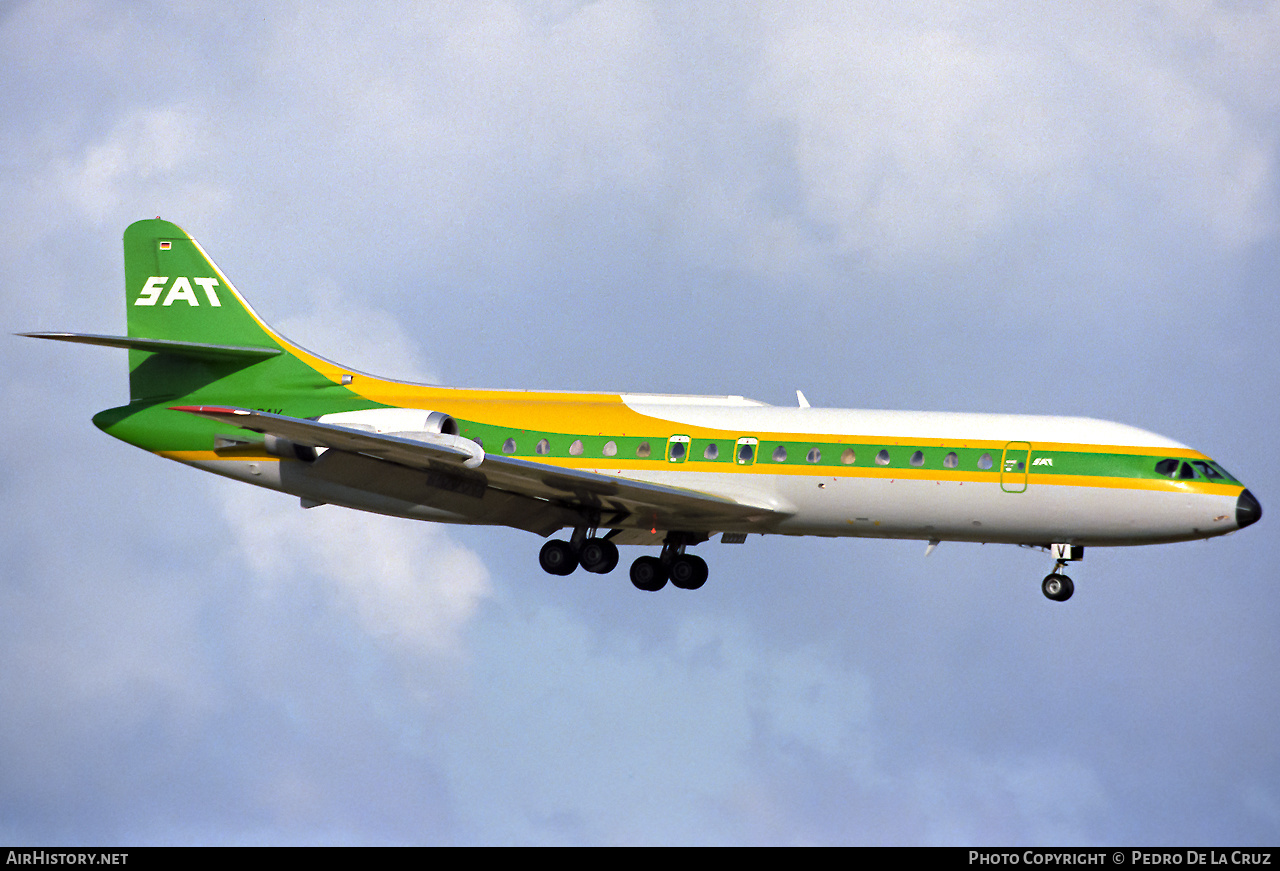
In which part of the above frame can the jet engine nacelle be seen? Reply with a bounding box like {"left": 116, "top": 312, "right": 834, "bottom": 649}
{"left": 315, "top": 408, "right": 484, "bottom": 468}
{"left": 317, "top": 407, "right": 459, "bottom": 436}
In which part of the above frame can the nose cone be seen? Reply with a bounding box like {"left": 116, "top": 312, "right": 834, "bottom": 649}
{"left": 1236, "top": 489, "right": 1262, "bottom": 530}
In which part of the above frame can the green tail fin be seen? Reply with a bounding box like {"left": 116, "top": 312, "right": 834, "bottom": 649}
{"left": 124, "top": 218, "right": 280, "bottom": 348}
{"left": 123, "top": 219, "right": 288, "bottom": 402}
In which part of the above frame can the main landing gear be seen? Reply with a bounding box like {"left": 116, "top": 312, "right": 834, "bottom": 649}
{"left": 538, "top": 533, "right": 619, "bottom": 576}
{"left": 629, "top": 538, "right": 708, "bottom": 592}
{"left": 537, "top": 531, "right": 709, "bottom": 592}
{"left": 1041, "top": 544, "right": 1083, "bottom": 602}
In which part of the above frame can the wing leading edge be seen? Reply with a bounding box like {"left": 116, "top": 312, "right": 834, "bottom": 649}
{"left": 173, "top": 406, "right": 791, "bottom": 536}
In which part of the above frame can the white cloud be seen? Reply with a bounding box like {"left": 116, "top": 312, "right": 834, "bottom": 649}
{"left": 54, "top": 106, "right": 230, "bottom": 226}
{"left": 217, "top": 483, "right": 490, "bottom": 662}
{"left": 756, "top": 3, "right": 1278, "bottom": 264}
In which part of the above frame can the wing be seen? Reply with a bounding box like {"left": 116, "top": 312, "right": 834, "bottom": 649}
{"left": 175, "top": 406, "right": 790, "bottom": 536}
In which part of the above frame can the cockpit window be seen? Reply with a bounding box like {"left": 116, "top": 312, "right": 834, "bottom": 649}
{"left": 1191, "top": 461, "right": 1222, "bottom": 480}
{"left": 1179, "top": 461, "right": 1198, "bottom": 480}
{"left": 1155, "top": 459, "right": 1180, "bottom": 478}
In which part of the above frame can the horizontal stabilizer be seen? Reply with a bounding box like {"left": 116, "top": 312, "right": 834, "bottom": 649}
{"left": 20, "top": 332, "right": 282, "bottom": 361}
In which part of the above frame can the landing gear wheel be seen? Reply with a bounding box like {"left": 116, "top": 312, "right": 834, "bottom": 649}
{"left": 539, "top": 539, "right": 579, "bottom": 576}
{"left": 1042, "top": 572, "right": 1074, "bottom": 602}
{"left": 669, "top": 554, "right": 709, "bottom": 590}
{"left": 630, "top": 555, "right": 668, "bottom": 591}
{"left": 579, "top": 537, "right": 620, "bottom": 574}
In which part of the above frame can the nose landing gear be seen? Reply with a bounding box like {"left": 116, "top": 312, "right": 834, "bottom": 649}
{"left": 1041, "top": 571, "right": 1074, "bottom": 602}
{"left": 1041, "top": 543, "right": 1083, "bottom": 602}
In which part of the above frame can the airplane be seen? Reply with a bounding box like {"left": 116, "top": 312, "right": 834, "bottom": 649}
{"left": 23, "top": 219, "right": 1261, "bottom": 602}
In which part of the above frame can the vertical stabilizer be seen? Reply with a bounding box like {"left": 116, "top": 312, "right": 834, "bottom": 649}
{"left": 124, "top": 219, "right": 279, "bottom": 348}
{"left": 122, "top": 219, "right": 285, "bottom": 402}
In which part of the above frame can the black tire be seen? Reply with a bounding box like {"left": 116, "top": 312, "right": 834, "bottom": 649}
{"left": 579, "top": 538, "right": 620, "bottom": 574}
{"left": 630, "top": 555, "right": 668, "bottom": 591}
{"left": 1057, "top": 574, "right": 1074, "bottom": 601}
{"left": 1042, "top": 572, "right": 1074, "bottom": 602}
{"left": 539, "top": 539, "right": 578, "bottom": 576}
{"left": 669, "top": 554, "right": 708, "bottom": 590}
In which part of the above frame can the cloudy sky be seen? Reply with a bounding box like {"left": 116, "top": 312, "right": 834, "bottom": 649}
{"left": 2, "top": 0, "right": 1277, "bottom": 846}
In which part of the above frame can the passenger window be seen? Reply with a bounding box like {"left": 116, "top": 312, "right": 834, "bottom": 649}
{"left": 978, "top": 453, "right": 993, "bottom": 470}
{"left": 806, "top": 447, "right": 822, "bottom": 463}
{"left": 637, "top": 441, "right": 651, "bottom": 458}
{"left": 875, "top": 450, "right": 890, "bottom": 466}
{"left": 569, "top": 439, "right": 584, "bottom": 456}
{"left": 841, "top": 448, "right": 856, "bottom": 465}
{"left": 473, "top": 437, "right": 484, "bottom": 450}
{"left": 502, "top": 437, "right": 517, "bottom": 455}
{"left": 703, "top": 443, "right": 719, "bottom": 460}
{"left": 603, "top": 441, "right": 617, "bottom": 457}
{"left": 910, "top": 450, "right": 924, "bottom": 467}
{"left": 772, "top": 445, "right": 788, "bottom": 463}
{"left": 943, "top": 452, "right": 958, "bottom": 468}
{"left": 737, "top": 442, "right": 755, "bottom": 464}
{"left": 1155, "top": 459, "right": 1179, "bottom": 478}
{"left": 535, "top": 438, "right": 550, "bottom": 455}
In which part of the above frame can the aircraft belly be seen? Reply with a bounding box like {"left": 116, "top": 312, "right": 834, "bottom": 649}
{"left": 757, "top": 476, "right": 1238, "bottom": 545}
{"left": 606, "top": 469, "right": 1237, "bottom": 546}
{"left": 183, "top": 457, "right": 1237, "bottom": 547}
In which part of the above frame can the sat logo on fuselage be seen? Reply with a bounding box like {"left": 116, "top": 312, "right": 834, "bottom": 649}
{"left": 1032, "top": 457, "right": 1054, "bottom": 466}
{"left": 135, "top": 276, "right": 222, "bottom": 307}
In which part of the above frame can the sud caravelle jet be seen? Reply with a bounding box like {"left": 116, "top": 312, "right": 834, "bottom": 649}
{"left": 25, "top": 219, "right": 1262, "bottom": 601}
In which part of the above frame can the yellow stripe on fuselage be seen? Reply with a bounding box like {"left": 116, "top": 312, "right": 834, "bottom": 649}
{"left": 154, "top": 448, "right": 1240, "bottom": 498}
